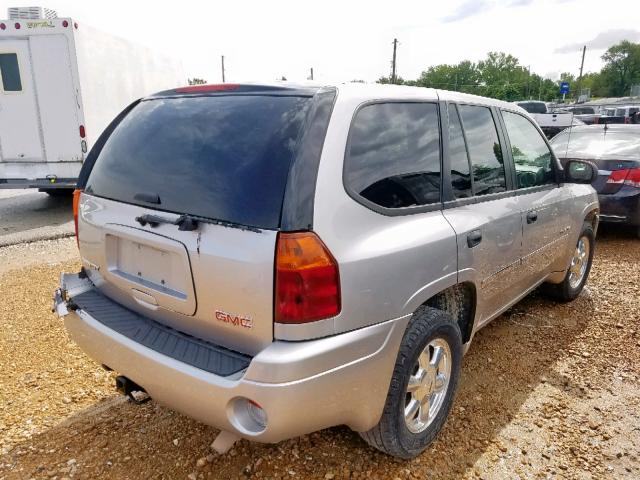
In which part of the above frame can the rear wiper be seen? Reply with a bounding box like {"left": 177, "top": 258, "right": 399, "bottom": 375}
{"left": 135, "top": 213, "right": 261, "bottom": 233}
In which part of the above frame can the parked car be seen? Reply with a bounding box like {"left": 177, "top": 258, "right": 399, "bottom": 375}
{"left": 53, "top": 83, "right": 599, "bottom": 459}
{"left": 515, "top": 100, "right": 574, "bottom": 138}
{"left": 614, "top": 105, "right": 640, "bottom": 123}
{"left": 562, "top": 106, "right": 600, "bottom": 125}
{"left": 551, "top": 124, "right": 640, "bottom": 237}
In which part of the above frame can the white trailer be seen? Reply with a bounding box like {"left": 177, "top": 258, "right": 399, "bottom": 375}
{"left": 0, "top": 12, "right": 184, "bottom": 192}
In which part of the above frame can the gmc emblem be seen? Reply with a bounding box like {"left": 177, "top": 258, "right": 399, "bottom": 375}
{"left": 214, "top": 310, "right": 253, "bottom": 329}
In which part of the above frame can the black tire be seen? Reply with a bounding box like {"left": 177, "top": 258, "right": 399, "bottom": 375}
{"left": 543, "top": 223, "right": 595, "bottom": 302}
{"left": 359, "top": 306, "right": 462, "bottom": 459}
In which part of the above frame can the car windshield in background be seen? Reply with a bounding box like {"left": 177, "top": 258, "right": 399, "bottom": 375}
{"left": 550, "top": 129, "right": 640, "bottom": 160}
{"left": 85, "top": 95, "right": 312, "bottom": 229}
{"left": 517, "top": 102, "right": 547, "bottom": 114}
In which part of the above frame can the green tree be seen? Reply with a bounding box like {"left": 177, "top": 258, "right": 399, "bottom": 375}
{"left": 599, "top": 40, "right": 640, "bottom": 96}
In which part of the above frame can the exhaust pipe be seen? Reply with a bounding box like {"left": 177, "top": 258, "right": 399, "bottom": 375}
{"left": 115, "top": 375, "right": 150, "bottom": 404}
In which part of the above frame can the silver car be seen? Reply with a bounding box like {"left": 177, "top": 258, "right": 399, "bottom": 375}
{"left": 54, "top": 83, "right": 599, "bottom": 459}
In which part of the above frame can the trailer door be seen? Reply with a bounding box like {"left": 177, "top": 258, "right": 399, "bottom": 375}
{"left": 0, "top": 40, "right": 43, "bottom": 162}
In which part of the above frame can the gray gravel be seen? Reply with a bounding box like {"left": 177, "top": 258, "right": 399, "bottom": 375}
{"left": 0, "top": 189, "right": 74, "bottom": 247}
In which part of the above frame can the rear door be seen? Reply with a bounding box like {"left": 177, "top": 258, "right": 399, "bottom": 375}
{"left": 442, "top": 103, "right": 524, "bottom": 326}
{"left": 78, "top": 92, "right": 314, "bottom": 355}
{"left": 29, "top": 35, "right": 82, "bottom": 162}
{"left": 0, "top": 40, "right": 43, "bottom": 162}
{"left": 499, "top": 109, "right": 574, "bottom": 283}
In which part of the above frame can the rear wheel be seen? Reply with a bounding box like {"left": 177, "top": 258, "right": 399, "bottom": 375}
{"left": 359, "top": 306, "right": 462, "bottom": 459}
{"left": 543, "top": 224, "right": 595, "bottom": 302}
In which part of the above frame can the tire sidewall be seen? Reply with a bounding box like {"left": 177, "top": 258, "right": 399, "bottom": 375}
{"left": 392, "top": 311, "right": 462, "bottom": 457}
{"left": 565, "top": 225, "right": 595, "bottom": 298}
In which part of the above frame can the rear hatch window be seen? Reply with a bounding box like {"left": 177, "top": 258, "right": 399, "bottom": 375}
{"left": 85, "top": 95, "right": 312, "bottom": 230}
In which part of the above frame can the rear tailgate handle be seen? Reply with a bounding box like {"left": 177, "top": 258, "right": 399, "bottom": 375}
{"left": 467, "top": 230, "right": 482, "bottom": 248}
{"left": 527, "top": 211, "right": 538, "bottom": 224}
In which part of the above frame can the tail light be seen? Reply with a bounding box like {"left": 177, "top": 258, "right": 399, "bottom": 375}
{"left": 606, "top": 168, "right": 640, "bottom": 188}
{"left": 72, "top": 189, "right": 82, "bottom": 247}
{"left": 275, "top": 232, "right": 341, "bottom": 324}
{"left": 79, "top": 125, "right": 86, "bottom": 138}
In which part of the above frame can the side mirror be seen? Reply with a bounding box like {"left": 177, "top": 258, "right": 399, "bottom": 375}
{"left": 564, "top": 160, "right": 598, "bottom": 184}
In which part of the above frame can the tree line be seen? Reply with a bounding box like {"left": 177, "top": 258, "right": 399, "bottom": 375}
{"left": 377, "top": 40, "right": 640, "bottom": 102}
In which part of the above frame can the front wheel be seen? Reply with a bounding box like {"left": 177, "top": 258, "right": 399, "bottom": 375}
{"left": 543, "top": 223, "right": 595, "bottom": 302}
{"left": 359, "top": 306, "right": 462, "bottom": 459}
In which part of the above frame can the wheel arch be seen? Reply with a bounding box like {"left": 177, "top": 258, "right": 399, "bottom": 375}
{"left": 421, "top": 282, "right": 477, "bottom": 345}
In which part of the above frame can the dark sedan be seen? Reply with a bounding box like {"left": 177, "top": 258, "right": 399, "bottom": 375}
{"left": 550, "top": 124, "right": 640, "bottom": 237}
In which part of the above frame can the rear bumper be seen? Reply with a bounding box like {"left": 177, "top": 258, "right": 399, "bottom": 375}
{"left": 0, "top": 161, "right": 80, "bottom": 189}
{"left": 54, "top": 273, "right": 409, "bottom": 443}
{"left": 598, "top": 189, "right": 640, "bottom": 226}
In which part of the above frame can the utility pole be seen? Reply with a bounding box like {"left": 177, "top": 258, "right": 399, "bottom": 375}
{"left": 526, "top": 65, "right": 531, "bottom": 99}
{"left": 576, "top": 45, "right": 586, "bottom": 102}
{"left": 391, "top": 38, "right": 398, "bottom": 84}
{"left": 221, "top": 55, "right": 226, "bottom": 83}
{"left": 310, "top": 67, "right": 314, "bottom": 81}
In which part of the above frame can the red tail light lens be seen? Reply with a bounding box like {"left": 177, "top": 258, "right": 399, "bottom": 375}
{"left": 14, "top": 22, "right": 21, "bottom": 29}
{"left": 62, "top": 20, "right": 69, "bottom": 27}
{"left": 79, "top": 125, "right": 86, "bottom": 138}
{"left": 606, "top": 168, "right": 640, "bottom": 188}
{"left": 72, "top": 189, "right": 82, "bottom": 247}
{"left": 275, "top": 232, "right": 341, "bottom": 324}
{"left": 606, "top": 169, "right": 629, "bottom": 184}
{"left": 624, "top": 168, "right": 640, "bottom": 188}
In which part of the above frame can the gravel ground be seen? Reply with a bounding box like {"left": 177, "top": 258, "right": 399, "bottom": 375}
{"left": 0, "top": 228, "right": 638, "bottom": 480}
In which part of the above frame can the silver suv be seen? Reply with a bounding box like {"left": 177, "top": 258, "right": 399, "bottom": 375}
{"left": 54, "top": 83, "right": 599, "bottom": 458}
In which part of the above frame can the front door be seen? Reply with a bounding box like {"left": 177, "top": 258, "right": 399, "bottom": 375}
{"left": 442, "top": 103, "right": 524, "bottom": 326}
{"left": 499, "top": 110, "right": 574, "bottom": 285}
{"left": 0, "top": 39, "right": 43, "bottom": 162}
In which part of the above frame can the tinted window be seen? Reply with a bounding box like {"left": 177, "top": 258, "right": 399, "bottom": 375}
{"left": 86, "top": 95, "right": 312, "bottom": 229}
{"left": 458, "top": 105, "right": 506, "bottom": 196}
{"left": 448, "top": 104, "right": 472, "bottom": 198}
{"left": 345, "top": 102, "right": 441, "bottom": 209}
{"left": 502, "top": 111, "right": 555, "bottom": 188}
{"left": 0, "top": 53, "right": 22, "bottom": 91}
{"left": 517, "top": 102, "right": 546, "bottom": 114}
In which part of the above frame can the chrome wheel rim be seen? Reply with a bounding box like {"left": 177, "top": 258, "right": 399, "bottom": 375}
{"left": 568, "top": 236, "right": 590, "bottom": 290}
{"left": 404, "top": 338, "right": 452, "bottom": 434}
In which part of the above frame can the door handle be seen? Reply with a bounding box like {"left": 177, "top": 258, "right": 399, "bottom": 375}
{"left": 527, "top": 211, "right": 538, "bottom": 224}
{"left": 467, "top": 230, "right": 482, "bottom": 248}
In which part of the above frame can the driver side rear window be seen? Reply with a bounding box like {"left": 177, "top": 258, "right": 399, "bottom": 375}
{"left": 344, "top": 102, "right": 441, "bottom": 210}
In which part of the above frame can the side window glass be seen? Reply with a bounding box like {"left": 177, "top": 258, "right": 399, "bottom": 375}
{"left": 502, "top": 111, "right": 555, "bottom": 188}
{"left": 458, "top": 105, "right": 506, "bottom": 196}
{"left": 0, "top": 53, "right": 22, "bottom": 92}
{"left": 345, "top": 102, "right": 441, "bottom": 209}
{"left": 448, "top": 104, "right": 472, "bottom": 199}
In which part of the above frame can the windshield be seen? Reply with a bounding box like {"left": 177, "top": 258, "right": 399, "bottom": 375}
{"left": 517, "top": 102, "right": 547, "bottom": 114}
{"left": 550, "top": 129, "right": 640, "bottom": 160}
{"left": 85, "top": 95, "right": 313, "bottom": 229}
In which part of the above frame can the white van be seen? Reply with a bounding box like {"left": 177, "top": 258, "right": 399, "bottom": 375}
{"left": 0, "top": 12, "right": 184, "bottom": 193}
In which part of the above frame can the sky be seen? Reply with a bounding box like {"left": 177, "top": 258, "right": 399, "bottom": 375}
{"left": 1, "top": 0, "right": 639, "bottom": 85}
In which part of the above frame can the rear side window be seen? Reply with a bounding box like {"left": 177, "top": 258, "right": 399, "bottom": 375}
{"left": 447, "top": 104, "right": 472, "bottom": 199}
{"left": 502, "top": 111, "right": 555, "bottom": 188}
{"left": 85, "top": 95, "right": 312, "bottom": 229}
{"left": 0, "top": 53, "right": 22, "bottom": 91}
{"left": 458, "top": 105, "right": 506, "bottom": 196}
{"left": 345, "top": 102, "right": 441, "bottom": 209}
